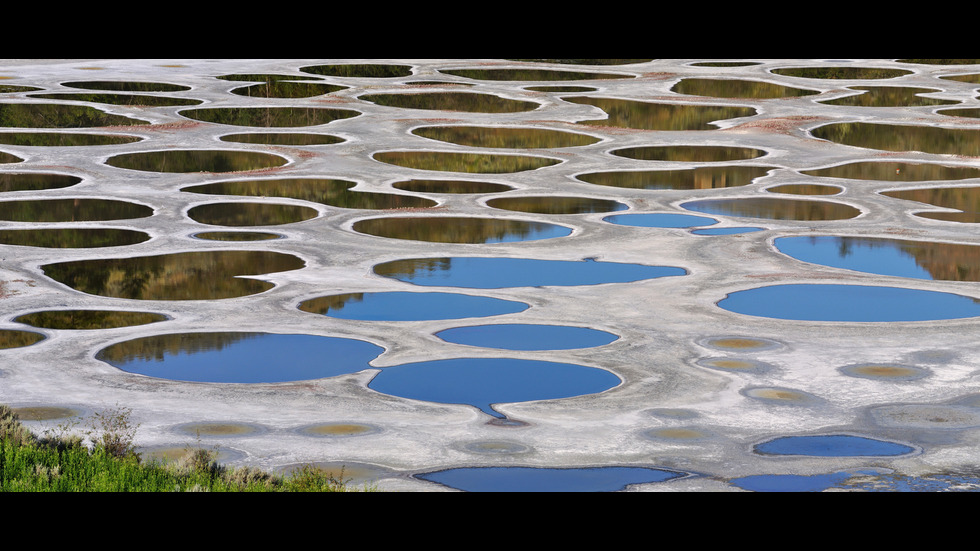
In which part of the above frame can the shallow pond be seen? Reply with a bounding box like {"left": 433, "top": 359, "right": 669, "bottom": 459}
{"left": 218, "top": 133, "right": 345, "bottom": 146}
{"left": 801, "top": 161, "right": 980, "bottom": 181}
{"left": 187, "top": 202, "right": 319, "bottom": 227}
{"left": 682, "top": 197, "right": 861, "bottom": 221}
{"left": 438, "top": 68, "right": 632, "bottom": 81}
{"left": 486, "top": 196, "right": 627, "bottom": 214}
{"left": 351, "top": 216, "right": 572, "bottom": 243}
{"left": 563, "top": 96, "right": 757, "bottom": 130}
{"left": 416, "top": 465, "right": 683, "bottom": 492}
{"left": 435, "top": 324, "right": 618, "bottom": 350}
{"left": 754, "top": 435, "right": 915, "bottom": 456}
{"left": 603, "top": 213, "right": 718, "bottom": 228}
{"left": 0, "top": 133, "right": 142, "bottom": 147}
{"left": 367, "top": 357, "right": 621, "bottom": 418}
{"left": 106, "top": 150, "right": 288, "bottom": 173}
{"left": 15, "top": 310, "right": 167, "bottom": 330}
{"left": 0, "top": 173, "right": 83, "bottom": 192}
{"left": 391, "top": 179, "right": 513, "bottom": 194}
{"left": 671, "top": 78, "right": 819, "bottom": 99}
{"left": 182, "top": 178, "right": 436, "bottom": 210}
{"left": 373, "top": 257, "right": 686, "bottom": 288}
{"left": 817, "top": 86, "right": 959, "bottom": 107}
{"left": 373, "top": 151, "right": 561, "bottom": 173}
{"left": 0, "top": 228, "right": 150, "bottom": 248}
{"left": 178, "top": 107, "right": 360, "bottom": 127}
{"left": 811, "top": 122, "right": 980, "bottom": 157}
{"left": 0, "top": 102, "right": 149, "bottom": 127}
{"left": 0, "top": 329, "right": 45, "bottom": 349}
{"left": 610, "top": 145, "right": 767, "bottom": 162}
{"left": 359, "top": 92, "right": 540, "bottom": 113}
{"left": 299, "top": 64, "right": 414, "bottom": 78}
{"left": 97, "top": 332, "right": 384, "bottom": 383}
{"left": 576, "top": 166, "right": 775, "bottom": 190}
{"left": 0, "top": 199, "right": 153, "bottom": 222}
{"left": 718, "top": 284, "right": 980, "bottom": 322}
{"left": 412, "top": 125, "right": 600, "bottom": 148}
{"left": 882, "top": 186, "right": 980, "bottom": 223}
{"left": 298, "top": 291, "right": 528, "bottom": 321}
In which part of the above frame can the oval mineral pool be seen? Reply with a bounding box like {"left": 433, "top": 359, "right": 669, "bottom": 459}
{"left": 730, "top": 472, "right": 857, "bottom": 492}
{"left": 192, "top": 231, "right": 282, "bottom": 241}
{"left": 187, "top": 202, "right": 319, "bottom": 227}
{"left": 391, "top": 179, "right": 514, "bottom": 194}
{"left": 438, "top": 67, "right": 633, "bottom": 81}
{"left": 0, "top": 151, "right": 22, "bottom": 163}
{"left": 368, "top": 357, "right": 621, "bottom": 418}
{"left": 228, "top": 81, "right": 345, "bottom": 98}
{"left": 42, "top": 250, "right": 305, "bottom": 300}
{"left": 0, "top": 228, "right": 150, "bottom": 248}
{"left": 0, "top": 132, "right": 143, "bottom": 147}
{"left": 97, "top": 332, "right": 384, "bottom": 383}
{"left": 810, "top": 122, "right": 980, "bottom": 157}
{"left": 774, "top": 235, "right": 980, "bottom": 281}
{"left": 359, "top": 92, "right": 540, "bottom": 113}
{"left": 182, "top": 178, "right": 436, "bottom": 210}
{"left": 62, "top": 81, "right": 191, "bottom": 92}
{"left": 351, "top": 216, "right": 572, "bottom": 244}
{"left": 682, "top": 197, "right": 860, "bottom": 221}
{"left": 671, "top": 78, "right": 820, "bottom": 99}
{"left": 486, "top": 196, "right": 627, "bottom": 214}
{"left": 416, "top": 465, "right": 683, "bottom": 492}
{"left": 718, "top": 284, "right": 980, "bottom": 322}
{"left": 882, "top": 186, "right": 980, "bottom": 223}
{"left": 0, "top": 329, "right": 45, "bottom": 349}
{"left": 0, "top": 199, "right": 153, "bottom": 222}
{"left": 754, "top": 435, "right": 915, "bottom": 457}
{"left": 801, "top": 161, "right": 980, "bottom": 181}
{"left": 576, "top": 166, "right": 775, "bottom": 190}
{"left": 818, "top": 86, "right": 958, "bottom": 107}
{"left": 563, "top": 96, "right": 757, "bottom": 130}
{"left": 373, "top": 257, "right": 686, "bottom": 288}
{"left": 178, "top": 107, "right": 360, "bottom": 127}
{"left": 27, "top": 92, "right": 203, "bottom": 107}
{"left": 765, "top": 184, "right": 842, "bottom": 195}
{"left": 603, "top": 213, "right": 718, "bottom": 228}
{"left": 0, "top": 173, "right": 82, "bottom": 192}
{"left": 771, "top": 67, "right": 913, "bottom": 79}
{"left": 412, "top": 126, "right": 600, "bottom": 148}
{"left": 691, "top": 227, "right": 763, "bottom": 235}
{"left": 373, "top": 151, "right": 561, "bottom": 173}
{"left": 435, "top": 324, "right": 618, "bottom": 350}
{"left": 218, "top": 133, "right": 345, "bottom": 146}
{"left": 299, "top": 64, "right": 414, "bottom": 78}
{"left": 0, "top": 102, "right": 149, "bottom": 127}
{"left": 298, "top": 292, "right": 528, "bottom": 321}
{"left": 106, "top": 150, "right": 288, "bottom": 173}
{"left": 611, "top": 145, "right": 767, "bottom": 162}
{"left": 15, "top": 310, "right": 167, "bottom": 330}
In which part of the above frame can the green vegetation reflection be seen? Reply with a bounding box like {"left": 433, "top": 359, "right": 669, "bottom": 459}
{"left": 229, "top": 81, "right": 346, "bottom": 98}
{"left": 682, "top": 197, "right": 861, "bottom": 221}
{"left": 671, "top": 78, "right": 819, "bottom": 98}
{"left": 883, "top": 186, "right": 980, "bottom": 223}
{"left": 41, "top": 250, "right": 305, "bottom": 300}
{"left": 0, "top": 228, "right": 150, "bottom": 248}
{"left": 0, "top": 103, "right": 148, "bottom": 127}
{"left": 0, "top": 173, "right": 82, "bottom": 192}
{"left": 105, "top": 150, "right": 288, "bottom": 173}
{"left": 182, "top": 178, "right": 436, "bottom": 210}
{"left": 299, "top": 64, "right": 413, "bottom": 78}
{"left": 506, "top": 59, "right": 652, "bottom": 65}
{"left": 0, "top": 85, "right": 42, "bottom": 93}
{"left": 818, "top": 87, "right": 958, "bottom": 107}
{"left": 0, "top": 330, "right": 44, "bottom": 349}
{"left": 611, "top": 145, "right": 766, "bottom": 162}
{"left": 771, "top": 67, "right": 912, "bottom": 79}
{"left": 486, "top": 196, "right": 627, "bottom": 214}
{"left": 27, "top": 93, "right": 203, "bottom": 107}
{"left": 360, "top": 92, "right": 539, "bottom": 113}
{"left": 576, "top": 166, "right": 774, "bottom": 190}
{"left": 391, "top": 179, "right": 513, "bottom": 194}
{"left": 62, "top": 81, "right": 190, "bottom": 92}
{"left": 193, "top": 231, "right": 281, "bottom": 241}
{"left": 940, "top": 74, "right": 980, "bottom": 84}
{"left": 563, "top": 96, "right": 757, "bottom": 130}
{"left": 219, "top": 133, "right": 344, "bottom": 146}
{"left": 0, "top": 199, "right": 152, "bottom": 222}
{"left": 352, "top": 216, "right": 572, "bottom": 243}
{"left": 939, "top": 108, "right": 980, "bottom": 119}
{"left": 215, "top": 74, "right": 321, "bottom": 82}
{"left": 811, "top": 122, "right": 980, "bottom": 157}
{"left": 413, "top": 126, "right": 599, "bottom": 148}
{"left": 179, "top": 107, "right": 360, "bottom": 127}
{"left": 15, "top": 310, "right": 167, "bottom": 330}
{"left": 0, "top": 151, "right": 22, "bottom": 163}
{"left": 802, "top": 161, "right": 980, "bottom": 181}
{"left": 439, "top": 68, "right": 633, "bottom": 81}
{"left": 765, "top": 184, "right": 841, "bottom": 195}
{"left": 187, "top": 202, "right": 318, "bottom": 226}
{"left": 374, "top": 151, "right": 561, "bottom": 173}
{"left": 0, "top": 133, "right": 142, "bottom": 146}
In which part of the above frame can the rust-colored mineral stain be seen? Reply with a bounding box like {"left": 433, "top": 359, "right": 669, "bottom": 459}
{"left": 182, "top": 423, "right": 256, "bottom": 436}
{"left": 851, "top": 365, "right": 919, "bottom": 377}
{"left": 303, "top": 423, "right": 373, "bottom": 436}
{"left": 708, "top": 338, "right": 768, "bottom": 350}
{"left": 708, "top": 359, "right": 756, "bottom": 370}
{"left": 753, "top": 389, "right": 805, "bottom": 401}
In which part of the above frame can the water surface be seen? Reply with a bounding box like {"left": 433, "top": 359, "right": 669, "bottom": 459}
{"left": 603, "top": 213, "right": 718, "bottom": 228}
{"left": 359, "top": 92, "right": 540, "bottom": 113}
{"left": 754, "top": 435, "right": 915, "bottom": 456}
{"left": 218, "top": 133, "right": 344, "bottom": 146}
{"left": 610, "top": 145, "right": 766, "bottom": 162}
{"left": 563, "top": 96, "right": 756, "bottom": 130}
{"left": 298, "top": 291, "right": 528, "bottom": 321}
{"left": 770, "top": 67, "right": 912, "bottom": 79}
{"left": 0, "top": 133, "right": 142, "bottom": 147}
{"left": 0, "top": 102, "right": 148, "bottom": 127}
{"left": 391, "top": 179, "right": 513, "bottom": 194}
{"left": 0, "top": 199, "right": 152, "bottom": 222}
{"left": 0, "top": 173, "right": 82, "bottom": 192}
{"left": 373, "top": 151, "right": 560, "bottom": 173}
{"left": 15, "top": 310, "right": 167, "bottom": 330}
{"left": 671, "top": 78, "right": 819, "bottom": 98}
{"left": 882, "top": 186, "right": 980, "bottom": 223}
{"left": 486, "top": 196, "right": 627, "bottom": 214}
{"left": 187, "top": 202, "right": 318, "bottom": 226}
{"left": 106, "top": 150, "right": 288, "bottom": 173}
{"left": 438, "top": 68, "right": 632, "bottom": 81}
{"left": 818, "top": 86, "right": 958, "bottom": 107}
{"left": 802, "top": 161, "right": 980, "bottom": 181}
{"left": 576, "top": 166, "right": 774, "bottom": 190}
{"left": 417, "top": 465, "right": 683, "bottom": 492}
{"left": 0, "top": 228, "right": 150, "bottom": 248}
{"left": 811, "top": 122, "right": 980, "bottom": 157}
{"left": 682, "top": 197, "right": 860, "bottom": 221}
{"left": 178, "top": 107, "right": 360, "bottom": 127}
{"left": 436, "top": 324, "right": 618, "bottom": 350}
{"left": 412, "top": 126, "right": 599, "bottom": 148}
{"left": 182, "top": 178, "right": 435, "bottom": 210}
{"left": 352, "top": 216, "right": 572, "bottom": 243}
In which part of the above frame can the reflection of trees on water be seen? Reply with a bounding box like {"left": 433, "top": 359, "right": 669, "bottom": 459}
{"left": 771, "top": 67, "right": 912, "bottom": 79}
{"left": 811, "top": 122, "right": 980, "bottom": 157}
{"left": 298, "top": 293, "right": 365, "bottom": 315}
{"left": 15, "top": 310, "right": 166, "bottom": 330}
{"left": 179, "top": 107, "right": 360, "bottom": 127}
{"left": 564, "top": 96, "right": 757, "bottom": 130}
{"left": 0, "top": 103, "right": 149, "bottom": 127}
{"left": 219, "top": 133, "right": 344, "bottom": 146}
{"left": 439, "top": 68, "right": 633, "bottom": 81}
{"left": 0, "top": 173, "right": 82, "bottom": 192}
{"left": 360, "top": 92, "right": 539, "bottom": 113}
{"left": 63, "top": 81, "right": 191, "bottom": 92}
{"left": 106, "top": 150, "right": 287, "bottom": 173}
{"left": 391, "top": 179, "right": 513, "bottom": 194}
{"left": 0, "top": 133, "right": 141, "bottom": 146}
{"left": 0, "top": 85, "right": 42, "bottom": 93}
{"left": 486, "top": 196, "right": 626, "bottom": 214}
{"left": 818, "top": 87, "right": 958, "bottom": 107}
{"left": 884, "top": 186, "right": 980, "bottom": 223}
{"left": 0, "top": 199, "right": 152, "bottom": 222}
{"left": 612, "top": 145, "right": 765, "bottom": 162}
{"left": 765, "top": 184, "right": 840, "bottom": 196}
{"left": 230, "top": 81, "right": 346, "bottom": 98}
{"left": 800, "top": 235, "right": 980, "bottom": 282}
{"left": 42, "top": 250, "right": 305, "bottom": 300}
{"left": 299, "top": 64, "right": 413, "bottom": 78}
{"left": 374, "top": 151, "right": 560, "bottom": 173}
{"left": 940, "top": 73, "right": 980, "bottom": 84}
{"left": 187, "top": 202, "right": 319, "bottom": 226}
{"left": 671, "top": 78, "right": 819, "bottom": 99}
{"left": 215, "top": 74, "right": 322, "bottom": 82}
{"left": 193, "top": 231, "right": 280, "bottom": 241}
{"left": 183, "top": 178, "right": 436, "bottom": 209}
{"left": 0, "top": 151, "right": 23, "bottom": 163}
{"left": 373, "top": 257, "right": 452, "bottom": 280}
{"left": 683, "top": 198, "right": 860, "bottom": 221}
{"left": 804, "top": 162, "right": 980, "bottom": 181}
{"left": 0, "top": 330, "right": 44, "bottom": 349}
{"left": 27, "top": 92, "right": 203, "bottom": 107}
{"left": 577, "top": 166, "right": 773, "bottom": 190}
{"left": 353, "top": 216, "right": 566, "bottom": 243}
{"left": 506, "top": 59, "right": 652, "bottom": 66}
{"left": 412, "top": 126, "right": 599, "bottom": 148}
{"left": 0, "top": 228, "right": 150, "bottom": 248}
{"left": 97, "top": 332, "right": 263, "bottom": 363}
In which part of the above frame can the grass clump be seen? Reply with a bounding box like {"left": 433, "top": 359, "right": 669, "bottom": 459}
{"left": 0, "top": 404, "right": 368, "bottom": 492}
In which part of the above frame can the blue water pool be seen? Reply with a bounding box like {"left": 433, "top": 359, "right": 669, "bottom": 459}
{"left": 298, "top": 291, "right": 528, "bottom": 321}
{"left": 718, "top": 284, "right": 980, "bottom": 322}
{"left": 691, "top": 226, "right": 764, "bottom": 235}
{"left": 368, "top": 357, "right": 621, "bottom": 418}
{"left": 754, "top": 435, "right": 916, "bottom": 457}
{"left": 416, "top": 465, "right": 684, "bottom": 492}
{"left": 435, "top": 323, "right": 618, "bottom": 350}
{"left": 603, "top": 213, "right": 718, "bottom": 228}
{"left": 373, "top": 257, "right": 686, "bottom": 289}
